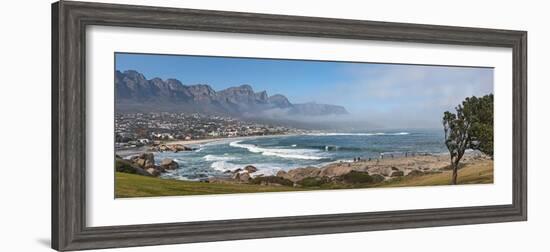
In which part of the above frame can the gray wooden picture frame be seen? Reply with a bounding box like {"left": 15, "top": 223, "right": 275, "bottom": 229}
{"left": 51, "top": 1, "right": 527, "bottom": 251}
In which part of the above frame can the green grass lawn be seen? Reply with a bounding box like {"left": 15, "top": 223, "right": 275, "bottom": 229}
{"left": 377, "top": 159, "right": 493, "bottom": 187}
{"left": 115, "top": 160, "right": 493, "bottom": 197}
{"left": 115, "top": 172, "right": 308, "bottom": 198}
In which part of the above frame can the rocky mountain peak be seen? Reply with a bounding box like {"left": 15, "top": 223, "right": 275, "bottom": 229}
{"left": 115, "top": 70, "right": 348, "bottom": 116}
{"left": 122, "top": 70, "right": 147, "bottom": 81}
{"left": 268, "top": 94, "right": 293, "bottom": 108}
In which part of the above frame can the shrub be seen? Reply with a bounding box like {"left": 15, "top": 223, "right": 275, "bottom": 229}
{"left": 407, "top": 170, "right": 424, "bottom": 177}
{"left": 370, "top": 174, "right": 385, "bottom": 183}
{"left": 340, "top": 171, "right": 373, "bottom": 184}
{"left": 297, "top": 177, "right": 330, "bottom": 187}
{"left": 115, "top": 159, "right": 137, "bottom": 173}
{"left": 115, "top": 158, "right": 150, "bottom": 176}
{"left": 249, "top": 176, "right": 294, "bottom": 187}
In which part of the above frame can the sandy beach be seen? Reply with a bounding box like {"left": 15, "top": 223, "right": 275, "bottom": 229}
{"left": 164, "top": 137, "right": 226, "bottom": 146}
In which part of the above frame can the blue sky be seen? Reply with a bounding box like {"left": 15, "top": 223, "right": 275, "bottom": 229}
{"left": 116, "top": 53, "right": 493, "bottom": 128}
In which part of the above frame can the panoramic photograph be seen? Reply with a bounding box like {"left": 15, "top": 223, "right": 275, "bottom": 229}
{"left": 114, "top": 53, "right": 494, "bottom": 198}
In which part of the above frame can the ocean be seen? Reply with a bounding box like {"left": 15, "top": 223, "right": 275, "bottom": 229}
{"left": 153, "top": 129, "right": 447, "bottom": 181}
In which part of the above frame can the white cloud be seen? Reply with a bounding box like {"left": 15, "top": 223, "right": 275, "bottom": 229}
{"left": 304, "top": 64, "right": 493, "bottom": 129}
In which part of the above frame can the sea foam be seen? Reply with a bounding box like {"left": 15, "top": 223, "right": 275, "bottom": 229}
{"left": 210, "top": 160, "right": 242, "bottom": 172}
{"left": 229, "top": 141, "right": 324, "bottom": 160}
{"left": 306, "top": 132, "right": 410, "bottom": 136}
{"left": 203, "top": 154, "right": 238, "bottom": 162}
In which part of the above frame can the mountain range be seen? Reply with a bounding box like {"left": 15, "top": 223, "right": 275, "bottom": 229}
{"left": 115, "top": 70, "right": 348, "bottom": 117}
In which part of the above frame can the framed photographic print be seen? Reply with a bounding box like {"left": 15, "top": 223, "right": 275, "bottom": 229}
{"left": 52, "top": 1, "right": 527, "bottom": 251}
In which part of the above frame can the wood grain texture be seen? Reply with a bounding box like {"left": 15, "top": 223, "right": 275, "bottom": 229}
{"left": 51, "top": 1, "right": 527, "bottom": 251}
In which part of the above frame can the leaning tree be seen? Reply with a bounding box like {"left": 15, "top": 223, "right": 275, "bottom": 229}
{"left": 443, "top": 110, "right": 470, "bottom": 185}
{"left": 443, "top": 94, "right": 494, "bottom": 185}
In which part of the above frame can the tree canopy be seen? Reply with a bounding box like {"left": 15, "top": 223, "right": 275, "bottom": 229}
{"left": 464, "top": 94, "right": 494, "bottom": 157}
{"left": 442, "top": 94, "right": 493, "bottom": 184}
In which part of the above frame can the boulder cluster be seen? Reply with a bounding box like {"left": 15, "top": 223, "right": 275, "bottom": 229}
{"left": 217, "top": 165, "right": 259, "bottom": 183}
{"left": 116, "top": 153, "right": 179, "bottom": 177}
{"left": 273, "top": 165, "right": 388, "bottom": 187}
{"left": 148, "top": 144, "right": 195, "bottom": 152}
{"left": 212, "top": 162, "right": 400, "bottom": 187}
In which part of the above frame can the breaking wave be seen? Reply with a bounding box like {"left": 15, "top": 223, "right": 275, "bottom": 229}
{"left": 210, "top": 160, "right": 242, "bottom": 172}
{"left": 229, "top": 141, "right": 324, "bottom": 160}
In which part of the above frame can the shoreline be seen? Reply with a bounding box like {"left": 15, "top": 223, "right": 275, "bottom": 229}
{"left": 116, "top": 133, "right": 490, "bottom": 184}
{"left": 115, "top": 133, "right": 299, "bottom": 157}
{"left": 162, "top": 133, "right": 300, "bottom": 146}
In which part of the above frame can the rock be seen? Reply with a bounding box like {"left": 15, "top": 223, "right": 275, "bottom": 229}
{"left": 232, "top": 172, "right": 240, "bottom": 180}
{"left": 171, "top": 144, "right": 185, "bottom": 152}
{"left": 378, "top": 167, "right": 394, "bottom": 176}
{"left": 144, "top": 163, "right": 157, "bottom": 169}
{"left": 156, "top": 166, "right": 166, "bottom": 173}
{"left": 133, "top": 158, "right": 145, "bottom": 167}
{"left": 115, "top": 158, "right": 151, "bottom": 176}
{"left": 244, "top": 165, "right": 258, "bottom": 173}
{"left": 391, "top": 166, "right": 399, "bottom": 171}
{"left": 407, "top": 170, "right": 424, "bottom": 177}
{"left": 131, "top": 153, "right": 155, "bottom": 168}
{"left": 319, "top": 165, "right": 354, "bottom": 177}
{"left": 390, "top": 171, "right": 404, "bottom": 177}
{"left": 239, "top": 172, "right": 251, "bottom": 182}
{"left": 277, "top": 167, "right": 320, "bottom": 182}
{"left": 146, "top": 168, "right": 160, "bottom": 176}
{"left": 276, "top": 170, "right": 287, "bottom": 177}
{"left": 160, "top": 158, "right": 179, "bottom": 170}
{"left": 149, "top": 144, "right": 195, "bottom": 152}
{"left": 232, "top": 172, "right": 251, "bottom": 182}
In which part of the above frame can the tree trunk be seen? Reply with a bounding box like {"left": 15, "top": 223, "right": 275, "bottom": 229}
{"left": 451, "top": 162, "right": 458, "bottom": 185}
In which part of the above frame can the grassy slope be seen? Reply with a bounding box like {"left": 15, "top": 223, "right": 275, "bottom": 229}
{"left": 115, "top": 160, "right": 493, "bottom": 197}
{"left": 115, "top": 172, "right": 307, "bottom": 198}
{"left": 378, "top": 159, "right": 493, "bottom": 187}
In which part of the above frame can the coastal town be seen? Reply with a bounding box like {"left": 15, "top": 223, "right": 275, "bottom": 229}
{"left": 115, "top": 112, "right": 304, "bottom": 149}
